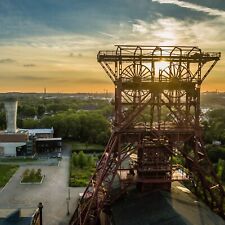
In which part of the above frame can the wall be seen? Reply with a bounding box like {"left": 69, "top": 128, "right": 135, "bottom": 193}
{"left": 0, "top": 142, "right": 26, "bottom": 156}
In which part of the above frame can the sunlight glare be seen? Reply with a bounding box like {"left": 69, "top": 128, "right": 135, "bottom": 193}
{"left": 144, "top": 61, "right": 169, "bottom": 78}
{"left": 155, "top": 61, "right": 169, "bottom": 76}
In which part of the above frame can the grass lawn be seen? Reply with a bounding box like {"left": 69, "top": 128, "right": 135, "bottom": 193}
{"left": 0, "top": 164, "right": 19, "bottom": 187}
{"left": 68, "top": 141, "right": 104, "bottom": 153}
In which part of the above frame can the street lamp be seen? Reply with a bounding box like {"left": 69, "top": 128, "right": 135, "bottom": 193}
{"left": 38, "top": 202, "right": 43, "bottom": 225}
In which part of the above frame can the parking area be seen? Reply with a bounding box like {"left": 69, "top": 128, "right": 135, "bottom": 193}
{"left": 0, "top": 144, "right": 85, "bottom": 225}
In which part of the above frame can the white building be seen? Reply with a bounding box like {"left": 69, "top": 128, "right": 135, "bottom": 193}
{"left": 0, "top": 133, "right": 28, "bottom": 156}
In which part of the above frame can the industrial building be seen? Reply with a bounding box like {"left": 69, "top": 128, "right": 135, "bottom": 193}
{"left": 0, "top": 98, "right": 62, "bottom": 157}
{"left": 0, "top": 99, "right": 28, "bottom": 156}
{"left": 19, "top": 128, "right": 62, "bottom": 155}
{"left": 35, "top": 137, "right": 62, "bottom": 154}
{"left": 0, "top": 133, "right": 28, "bottom": 156}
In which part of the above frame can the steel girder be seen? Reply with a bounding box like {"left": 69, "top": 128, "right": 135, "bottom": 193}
{"left": 69, "top": 46, "right": 224, "bottom": 225}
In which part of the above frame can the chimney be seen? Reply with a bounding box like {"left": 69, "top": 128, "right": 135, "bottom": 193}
{"left": 4, "top": 100, "right": 18, "bottom": 133}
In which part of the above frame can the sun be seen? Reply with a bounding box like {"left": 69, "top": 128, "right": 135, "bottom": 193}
{"left": 155, "top": 61, "right": 169, "bottom": 76}
{"left": 144, "top": 61, "right": 169, "bottom": 78}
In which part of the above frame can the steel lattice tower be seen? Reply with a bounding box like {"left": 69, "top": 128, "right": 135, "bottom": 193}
{"left": 70, "top": 45, "right": 225, "bottom": 225}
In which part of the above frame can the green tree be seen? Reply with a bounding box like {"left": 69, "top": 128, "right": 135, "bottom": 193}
{"left": 40, "top": 116, "right": 54, "bottom": 128}
{"left": 78, "top": 151, "right": 87, "bottom": 168}
{"left": 19, "top": 105, "right": 36, "bottom": 118}
{"left": 72, "top": 153, "right": 79, "bottom": 167}
{"left": 0, "top": 111, "right": 6, "bottom": 130}
{"left": 87, "top": 155, "right": 94, "bottom": 167}
{"left": 37, "top": 105, "right": 45, "bottom": 117}
{"left": 206, "top": 145, "right": 225, "bottom": 163}
{"left": 217, "top": 159, "right": 225, "bottom": 181}
{"left": 22, "top": 118, "right": 40, "bottom": 128}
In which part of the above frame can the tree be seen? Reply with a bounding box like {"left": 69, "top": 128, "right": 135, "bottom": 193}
{"left": 72, "top": 153, "right": 79, "bottom": 167}
{"left": 22, "top": 118, "right": 40, "bottom": 128}
{"left": 0, "top": 112, "right": 6, "bottom": 129}
{"left": 87, "top": 155, "right": 94, "bottom": 167}
{"left": 217, "top": 159, "right": 225, "bottom": 181}
{"left": 37, "top": 105, "right": 45, "bottom": 117}
{"left": 40, "top": 116, "right": 54, "bottom": 128}
{"left": 206, "top": 145, "right": 225, "bottom": 163}
{"left": 78, "top": 151, "right": 87, "bottom": 168}
{"left": 19, "top": 105, "right": 36, "bottom": 118}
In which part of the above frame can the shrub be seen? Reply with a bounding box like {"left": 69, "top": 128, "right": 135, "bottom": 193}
{"left": 72, "top": 153, "right": 79, "bottom": 167}
{"left": 78, "top": 151, "right": 87, "bottom": 168}
{"left": 21, "top": 168, "right": 43, "bottom": 183}
{"left": 36, "top": 169, "right": 42, "bottom": 179}
{"left": 22, "top": 169, "right": 30, "bottom": 178}
{"left": 30, "top": 169, "right": 36, "bottom": 179}
{"left": 217, "top": 159, "right": 225, "bottom": 181}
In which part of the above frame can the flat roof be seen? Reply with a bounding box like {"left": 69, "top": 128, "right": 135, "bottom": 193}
{"left": 36, "top": 138, "right": 62, "bottom": 141}
{"left": 19, "top": 128, "right": 54, "bottom": 135}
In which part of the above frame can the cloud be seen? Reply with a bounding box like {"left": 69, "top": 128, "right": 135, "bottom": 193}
{"left": 75, "top": 78, "right": 110, "bottom": 85}
{"left": 152, "top": 0, "right": 225, "bottom": 17}
{"left": 13, "top": 75, "right": 52, "bottom": 81}
{"left": 132, "top": 20, "right": 148, "bottom": 34}
{"left": 98, "top": 32, "right": 116, "bottom": 39}
{"left": 23, "top": 64, "right": 36, "bottom": 67}
{"left": 0, "top": 58, "right": 16, "bottom": 64}
{"left": 68, "top": 52, "right": 83, "bottom": 58}
{"left": 0, "top": 1, "right": 225, "bottom": 92}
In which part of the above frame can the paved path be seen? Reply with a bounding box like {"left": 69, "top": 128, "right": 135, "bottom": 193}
{"left": 0, "top": 144, "right": 85, "bottom": 225}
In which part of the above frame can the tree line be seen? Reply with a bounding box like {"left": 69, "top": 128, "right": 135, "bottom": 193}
{"left": 22, "top": 111, "right": 111, "bottom": 145}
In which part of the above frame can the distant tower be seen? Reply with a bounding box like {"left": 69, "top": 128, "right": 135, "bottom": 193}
{"left": 44, "top": 87, "right": 47, "bottom": 106}
{"left": 4, "top": 99, "right": 18, "bottom": 133}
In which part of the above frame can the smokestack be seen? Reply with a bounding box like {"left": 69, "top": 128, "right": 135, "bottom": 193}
{"left": 4, "top": 100, "right": 18, "bottom": 133}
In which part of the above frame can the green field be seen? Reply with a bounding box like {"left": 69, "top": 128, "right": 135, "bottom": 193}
{"left": 0, "top": 164, "right": 19, "bottom": 187}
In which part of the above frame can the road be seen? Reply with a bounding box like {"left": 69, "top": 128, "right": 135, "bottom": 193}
{"left": 0, "top": 144, "right": 85, "bottom": 225}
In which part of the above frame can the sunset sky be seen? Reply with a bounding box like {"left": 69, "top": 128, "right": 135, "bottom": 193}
{"left": 0, "top": 0, "right": 225, "bottom": 93}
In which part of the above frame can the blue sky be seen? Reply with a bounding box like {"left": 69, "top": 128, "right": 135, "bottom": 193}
{"left": 0, "top": 0, "right": 225, "bottom": 92}
{"left": 1, "top": 0, "right": 224, "bottom": 39}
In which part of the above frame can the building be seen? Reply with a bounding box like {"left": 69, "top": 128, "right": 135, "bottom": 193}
{"left": 19, "top": 128, "right": 54, "bottom": 139}
{"left": 0, "top": 133, "right": 28, "bottom": 157}
{"left": 20, "top": 128, "right": 62, "bottom": 155}
{"left": 0, "top": 99, "right": 30, "bottom": 156}
{"left": 0, "top": 98, "right": 62, "bottom": 157}
{"left": 35, "top": 137, "right": 62, "bottom": 154}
